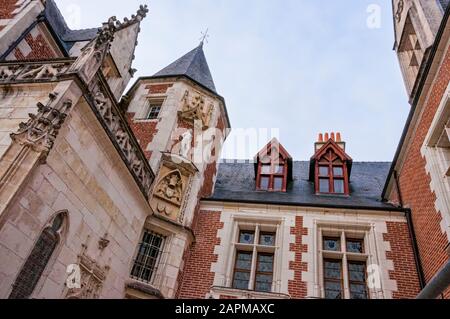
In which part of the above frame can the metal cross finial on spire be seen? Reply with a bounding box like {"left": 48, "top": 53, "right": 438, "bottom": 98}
{"left": 200, "top": 28, "right": 209, "bottom": 46}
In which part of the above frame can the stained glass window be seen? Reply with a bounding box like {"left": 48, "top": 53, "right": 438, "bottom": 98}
{"left": 348, "top": 262, "right": 368, "bottom": 299}
{"left": 232, "top": 252, "right": 253, "bottom": 290}
{"left": 239, "top": 231, "right": 255, "bottom": 244}
{"left": 346, "top": 239, "right": 364, "bottom": 254}
{"left": 323, "top": 237, "right": 341, "bottom": 252}
{"left": 324, "top": 260, "right": 343, "bottom": 299}
{"left": 255, "top": 254, "right": 274, "bottom": 292}
{"left": 259, "top": 232, "right": 276, "bottom": 246}
{"left": 9, "top": 213, "right": 65, "bottom": 299}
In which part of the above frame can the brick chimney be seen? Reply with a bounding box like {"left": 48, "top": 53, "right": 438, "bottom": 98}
{"left": 315, "top": 132, "right": 346, "bottom": 152}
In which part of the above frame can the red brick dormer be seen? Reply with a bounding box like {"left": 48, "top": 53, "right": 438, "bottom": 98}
{"left": 254, "top": 138, "right": 293, "bottom": 192}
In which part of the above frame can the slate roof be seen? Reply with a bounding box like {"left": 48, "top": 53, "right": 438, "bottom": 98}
{"left": 44, "top": 0, "right": 98, "bottom": 52}
{"left": 206, "top": 161, "right": 400, "bottom": 211}
{"left": 153, "top": 43, "right": 217, "bottom": 93}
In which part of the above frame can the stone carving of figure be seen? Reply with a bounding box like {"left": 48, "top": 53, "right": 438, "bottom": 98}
{"left": 179, "top": 130, "right": 192, "bottom": 159}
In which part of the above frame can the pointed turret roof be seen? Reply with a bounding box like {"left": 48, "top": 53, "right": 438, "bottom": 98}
{"left": 153, "top": 43, "right": 217, "bottom": 93}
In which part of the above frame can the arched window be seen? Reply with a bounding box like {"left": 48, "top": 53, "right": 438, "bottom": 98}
{"left": 9, "top": 212, "right": 66, "bottom": 299}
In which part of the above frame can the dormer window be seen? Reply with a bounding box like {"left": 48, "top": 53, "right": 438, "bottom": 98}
{"left": 255, "top": 139, "right": 293, "bottom": 192}
{"left": 258, "top": 161, "right": 286, "bottom": 191}
{"left": 318, "top": 150, "right": 346, "bottom": 194}
{"left": 310, "top": 133, "right": 352, "bottom": 196}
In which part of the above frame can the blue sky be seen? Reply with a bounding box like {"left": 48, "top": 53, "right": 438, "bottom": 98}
{"left": 55, "top": 0, "right": 410, "bottom": 161}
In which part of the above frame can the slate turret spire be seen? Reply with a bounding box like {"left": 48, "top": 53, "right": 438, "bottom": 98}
{"left": 153, "top": 43, "right": 217, "bottom": 93}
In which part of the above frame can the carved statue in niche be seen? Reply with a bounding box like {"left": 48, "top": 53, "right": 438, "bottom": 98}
{"left": 155, "top": 170, "right": 183, "bottom": 206}
{"left": 179, "top": 90, "right": 213, "bottom": 129}
{"left": 179, "top": 130, "right": 192, "bottom": 159}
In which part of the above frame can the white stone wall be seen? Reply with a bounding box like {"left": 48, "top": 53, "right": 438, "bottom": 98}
{"left": 0, "top": 97, "right": 152, "bottom": 299}
{"left": 0, "top": 83, "right": 57, "bottom": 159}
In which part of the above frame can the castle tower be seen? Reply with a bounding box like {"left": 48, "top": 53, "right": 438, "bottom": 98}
{"left": 122, "top": 42, "right": 230, "bottom": 297}
{"left": 392, "top": 0, "right": 448, "bottom": 99}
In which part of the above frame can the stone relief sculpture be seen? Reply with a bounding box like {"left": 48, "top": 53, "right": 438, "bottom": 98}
{"left": 179, "top": 90, "right": 213, "bottom": 129}
{"left": 155, "top": 170, "right": 183, "bottom": 206}
{"left": 395, "top": 0, "right": 404, "bottom": 22}
{"left": 90, "top": 81, "right": 153, "bottom": 196}
{"left": 179, "top": 130, "right": 193, "bottom": 159}
{"left": 0, "top": 62, "right": 71, "bottom": 83}
{"left": 66, "top": 244, "right": 110, "bottom": 299}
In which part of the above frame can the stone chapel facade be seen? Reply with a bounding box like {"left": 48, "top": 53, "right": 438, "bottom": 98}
{"left": 0, "top": 0, "right": 448, "bottom": 299}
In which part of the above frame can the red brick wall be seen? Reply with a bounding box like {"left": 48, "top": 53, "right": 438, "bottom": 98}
{"left": 126, "top": 84, "right": 174, "bottom": 160}
{"left": 383, "top": 221, "right": 421, "bottom": 299}
{"left": 145, "top": 84, "right": 173, "bottom": 94}
{"left": 13, "top": 31, "right": 57, "bottom": 60}
{"left": 388, "top": 44, "right": 450, "bottom": 296}
{"left": 126, "top": 113, "right": 157, "bottom": 160}
{"left": 200, "top": 162, "right": 217, "bottom": 198}
{"left": 288, "top": 216, "right": 308, "bottom": 298}
{"left": 0, "top": 0, "right": 19, "bottom": 20}
{"left": 176, "top": 210, "right": 223, "bottom": 299}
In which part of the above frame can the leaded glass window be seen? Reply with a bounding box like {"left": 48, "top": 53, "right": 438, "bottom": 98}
{"left": 9, "top": 213, "right": 65, "bottom": 299}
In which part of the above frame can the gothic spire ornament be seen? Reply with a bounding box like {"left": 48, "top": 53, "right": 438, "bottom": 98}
{"left": 10, "top": 92, "right": 73, "bottom": 163}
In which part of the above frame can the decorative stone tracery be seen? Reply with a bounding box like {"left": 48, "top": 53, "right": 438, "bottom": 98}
{"left": 10, "top": 92, "right": 72, "bottom": 163}
{"left": 89, "top": 80, "right": 154, "bottom": 197}
{"left": 66, "top": 250, "right": 110, "bottom": 299}
{"left": 0, "top": 61, "right": 72, "bottom": 83}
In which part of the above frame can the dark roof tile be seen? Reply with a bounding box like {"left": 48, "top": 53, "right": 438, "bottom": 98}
{"left": 45, "top": 0, "right": 98, "bottom": 51}
{"left": 153, "top": 43, "right": 217, "bottom": 93}
{"left": 207, "top": 161, "right": 397, "bottom": 210}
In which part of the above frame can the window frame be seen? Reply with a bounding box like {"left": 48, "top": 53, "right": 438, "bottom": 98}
{"left": 9, "top": 211, "right": 67, "bottom": 299}
{"left": 323, "top": 259, "right": 344, "bottom": 299}
{"left": 256, "top": 159, "right": 288, "bottom": 192}
{"left": 145, "top": 99, "right": 164, "bottom": 120}
{"left": 320, "top": 231, "right": 369, "bottom": 300}
{"left": 232, "top": 251, "right": 253, "bottom": 290}
{"left": 254, "top": 252, "right": 275, "bottom": 293}
{"left": 347, "top": 260, "right": 369, "bottom": 299}
{"left": 231, "top": 225, "right": 277, "bottom": 293}
{"left": 130, "top": 229, "right": 166, "bottom": 285}
{"left": 315, "top": 149, "right": 350, "bottom": 195}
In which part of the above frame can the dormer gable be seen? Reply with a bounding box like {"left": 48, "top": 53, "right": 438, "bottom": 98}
{"left": 309, "top": 133, "right": 353, "bottom": 196}
{"left": 254, "top": 138, "right": 293, "bottom": 192}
